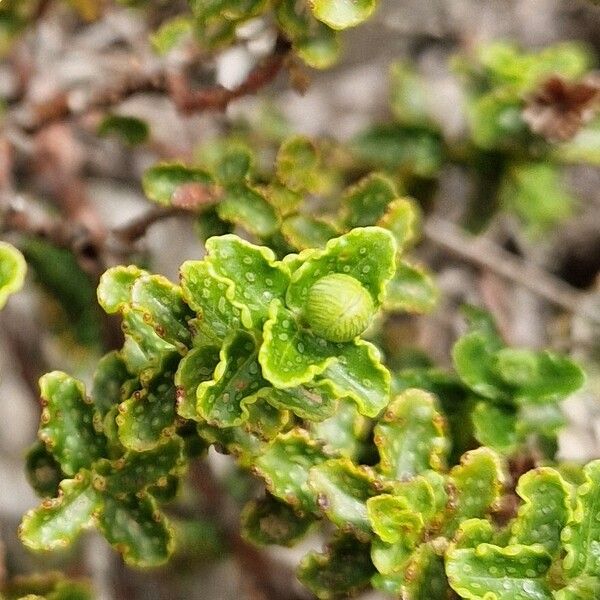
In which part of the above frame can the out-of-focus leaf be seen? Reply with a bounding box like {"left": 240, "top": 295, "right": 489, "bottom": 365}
{"left": 0, "top": 241, "right": 26, "bottom": 309}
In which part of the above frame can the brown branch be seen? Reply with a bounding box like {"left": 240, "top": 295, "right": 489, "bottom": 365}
{"left": 424, "top": 216, "right": 600, "bottom": 323}
{"left": 111, "top": 206, "right": 184, "bottom": 245}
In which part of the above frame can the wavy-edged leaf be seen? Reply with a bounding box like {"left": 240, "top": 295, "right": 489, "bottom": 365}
{"left": 377, "top": 197, "right": 421, "bottom": 252}
{"left": 244, "top": 397, "right": 291, "bottom": 440}
{"left": 374, "top": 389, "right": 447, "bottom": 479}
{"left": 197, "top": 330, "right": 267, "bottom": 427}
{"left": 197, "top": 422, "right": 264, "bottom": 462}
{"left": 562, "top": 460, "right": 600, "bottom": 578}
{"left": 384, "top": 261, "right": 439, "bottom": 314}
{"left": 287, "top": 226, "right": 396, "bottom": 313}
{"left": 92, "top": 351, "right": 131, "bottom": 419}
{"left": 281, "top": 214, "right": 338, "bottom": 250}
{"left": 26, "top": 441, "right": 65, "bottom": 499}
{"left": 297, "top": 534, "right": 375, "bottom": 599}
{"left": 117, "top": 356, "right": 179, "bottom": 451}
{"left": 180, "top": 259, "right": 243, "bottom": 345}
{"left": 445, "top": 448, "right": 505, "bottom": 535}
{"left": 254, "top": 429, "right": 327, "bottom": 514}
{"left": 216, "top": 184, "right": 279, "bottom": 238}
{"left": 266, "top": 182, "right": 303, "bottom": 217}
{"left": 402, "top": 543, "right": 448, "bottom": 600}
{"left": 510, "top": 467, "right": 571, "bottom": 556}
{"left": 446, "top": 543, "right": 552, "bottom": 600}
{"left": 39, "top": 372, "right": 106, "bottom": 476}
{"left": 367, "top": 494, "right": 424, "bottom": 545}
{"left": 241, "top": 494, "right": 314, "bottom": 547}
{"left": 174, "top": 345, "right": 220, "bottom": 420}
{"left": 259, "top": 301, "right": 338, "bottom": 388}
{"left": 19, "top": 473, "right": 100, "bottom": 551}
{"left": 0, "top": 241, "right": 26, "bottom": 309}
{"left": 98, "top": 437, "right": 185, "bottom": 496}
{"left": 258, "top": 380, "right": 338, "bottom": 421}
{"left": 276, "top": 135, "right": 320, "bottom": 193}
{"left": 97, "top": 265, "right": 147, "bottom": 315}
{"left": 142, "top": 162, "right": 212, "bottom": 206}
{"left": 342, "top": 173, "right": 398, "bottom": 229}
{"left": 98, "top": 494, "right": 173, "bottom": 567}
{"left": 311, "top": 0, "right": 378, "bottom": 30}
{"left": 321, "top": 339, "right": 391, "bottom": 417}
{"left": 554, "top": 576, "right": 600, "bottom": 600}
{"left": 206, "top": 234, "right": 289, "bottom": 327}
{"left": 309, "top": 458, "right": 382, "bottom": 537}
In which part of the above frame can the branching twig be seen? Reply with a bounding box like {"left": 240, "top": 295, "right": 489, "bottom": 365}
{"left": 424, "top": 216, "right": 600, "bottom": 323}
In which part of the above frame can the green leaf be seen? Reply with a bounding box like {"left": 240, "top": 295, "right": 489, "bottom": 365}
{"left": 367, "top": 494, "right": 424, "bottom": 545}
{"left": 197, "top": 330, "right": 267, "bottom": 427}
{"left": 130, "top": 274, "right": 193, "bottom": 351}
{"left": 342, "top": 173, "right": 398, "bottom": 229}
{"left": 97, "top": 265, "right": 147, "bottom": 315}
{"left": 0, "top": 241, "right": 26, "bottom": 309}
{"left": 254, "top": 429, "right": 327, "bottom": 513}
{"left": 554, "top": 576, "right": 600, "bottom": 600}
{"left": 445, "top": 448, "right": 505, "bottom": 535}
{"left": 20, "top": 473, "right": 100, "bottom": 551}
{"left": 98, "top": 114, "right": 149, "bottom": 145}
{"left": 309, "top": 458, "right": 382, "bottom": 537}
{"left": 374, "top": 389, "right": 448, "bottom": 479}
{"left": 214, "top": 146, "right": 253, "bottom": 185}
{"left": 257, "top": 380, "right": 338, "bottom": 421}
{"left": 390, "top": 61, "right": 430, "bottom": 126}
{"left": 297, "top": 534, "right": 375, "bottom": 599}
{"left": 321, "top": 339, "right": 391, "bottom": 417}
{"left": 241, "top": 494, "right": 314, "bottom": 547}
{"left": 311, "top": 0, "right": 378, "bottom": 30}
{"left": 98, "top": 494, "right": 173, "bottom": 567}
{"left": 281, "top": 215, "right": 338, "bottom": 250}
{"left": 453, "top": 518, "right": 496, "bottom": 549}
{"left": 259, "top": 301, "right": 338, "bottom": 388}
{"left": 510, "top": 467, "right": 571, "bottom": 556}
{"left": 276, "top": 135, "right": 320, "bottom": 192}
{"left": 206, "top": 234, "right": 290, "bottom": 328}
{"left": 402, "top": 543, "right": 449, "bottom": 600}
{"left": 243, "top": 397, "right": 291, "bottom": 440}
{"left": 216, "top": 184, "right": 279, "bottom": 238}
{"left": 117, "top": 356, "right": 179, "bottom": 451}
{"left": 446, "top": 543, "right": 552, "bottom": 600}
{"left": 384, "top": 260, "right": 439, "bottom": 314}
{"left": 287, "top": 227, "right": 396, "bottom": 313}
{"left": 180, "top": 260, "right": 243, "bottom": 345}
{"left": 472, "top": 402, "right": 518, "bottom": 454}
{"left": 142, "top": 162, "right": 212, "bottom": 206}
{"left": 92, "top": 351, "right": 131, "bottom": 419}
{"left": 562, "top": 460, "right": 600, "bottom": 578}
{"left": 174, "top": 345, "right": 220, "bottom": 420}
{"left": 494, "top": 348, "right": 585, "bottom": 405}
{"left": 266, "top": 182, "right": 303, "bottom": 217}
{"left": 377, "top": 197, "right": 421, "bottom": 252}
{"left": 26, "top": 441, "right": 65, "bottom": 499}
{"left": 39, "top": 372, "right": 106, "bottom": 477}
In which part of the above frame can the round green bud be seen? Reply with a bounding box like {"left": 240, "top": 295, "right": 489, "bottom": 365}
{"left": 305, "top": 273, "right": 375, "bottom": 342}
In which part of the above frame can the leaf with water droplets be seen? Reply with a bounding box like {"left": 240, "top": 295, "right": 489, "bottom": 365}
{"left": 384, "top": 261, "right": 439, "bottom": 314}
{"left": 259, "top": 301, "right": 339, "bottom": 388}
{"left": 554, "top": 576, "right": 600, "bottom": 599}
{"left": 297, "top": 534, "right": 375, "bottom": 599}
{"left": 445, "top": 448, "right": 505, "bottom": 536}
{"left": 206, "top": 234, "right": 290, "bottom": 328}
{"left": 309, "top": 458, "right": 383, "bottom": 537}
{"left": 98, "top": 494, "right": 173, "bottom": 567}
{"left": 402, "top": 543, "right": 449, "bottom": 600}
{"left": 0, "top": 241, "right": 26, "bottom": 309}
{"left": 241, "top": 494, "right": 315, "bottom": 547}
{"left": 117, "top": 355, "right": 179, "bottom": 451}
{"left": 180, "top": 260, "right": 243, "bottom": 346}
{"left": 367, "top": 494, "right": 424, "bottom": 545}
{"left": 92, "top": 351, "right": 131, "bottom": 419}
{"left": 321, "top": 340, "right": 391, "bottom": 418}
{"left": 286, "top": 227, "right": 396, "bottom": 313}
{"left": 562, "top": 460, "right": 600, "bottom": 579}
{"left": 446, "top": 543, "right": 552, "bottom": 600}
{"left": 510, "top": 467, "right": 571, "bottom": 556}
{"left": 174, "top": 345, "right": 220, "bottom": 420}
{"left": 254, "top": 429, "right": 327, "bottom": 513}
{"left": 374, "top": 389, "right": 448, "bottom": 480}
{"left": 97, "top": 266, "right": 148, "bottom": 314}
{"left": 197, "top": 330, "right": 267, "bottom": 428}
{"left": 39, "top": 372, "right": 106, "bottom": 477}
{"left": 20, "top": 472, "right": 100, "bottom": 551}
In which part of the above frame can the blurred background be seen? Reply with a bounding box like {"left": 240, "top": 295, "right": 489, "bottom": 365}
{"left": 1, "top": 0, "right": 600, "bottom": 597}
